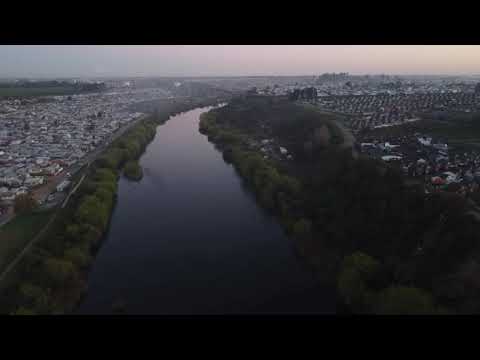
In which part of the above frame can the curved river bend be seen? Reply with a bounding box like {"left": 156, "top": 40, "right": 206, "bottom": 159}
{"left": 78, "top": 106, "right": 336, "bottom": 314}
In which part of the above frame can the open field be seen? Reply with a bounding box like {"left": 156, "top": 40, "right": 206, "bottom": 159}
{"left": 0, "top": 86, "right": 81, "bottom": 98}
{"left": 362, "top": 114, "right": 480, "bottom": 150}
{"left": 0, "top": 210, "right": 54, "bottom": 273}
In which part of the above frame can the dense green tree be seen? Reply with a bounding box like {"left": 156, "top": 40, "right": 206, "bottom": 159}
{"left": 338, "top": 266, "right": 369, "bottom": 311}
{"left": 18, "top": 283, "right": 49, "bottom": 312}
{"left": 78, "top": 180, "right": 97, "bottom": 196}
{"left": 94, "top": 188, "right": 114, "bottom": 205}
{"left": 95, "top": 180, "right": 117, "bottom": 195}
{"left": 259, "top": 182, "right": 276, "bottom": 210}
{"left": 11, "top": 307, "right": 36, "bottom": 315}
{"left": 81, "top": 223, "right": 103, "bottom": 245}
{"left": 64, "top": 247, "right": 92, "bottom": 268}
{"left": 93, "top": 168, "right": 117, "bottom": 183}
{"left": 337, "top": 252, "right": 380, "bottom": 312}
{"left": 66, "top": 223, "right": 82, "bottom": 242}
{"left": 75, "top": 195, "right": 109, "bottom": 230}
{"left": 292, "top": 219, "right": 312, "bottom": 241}
{"left": 124, "top": 161, "right": 143, "bottom": 181}
{"left": 374, "top": 286, "right": 437, "bottom": 315}
{"left": 43, "top": 258, "right": 77, "bottom": 288}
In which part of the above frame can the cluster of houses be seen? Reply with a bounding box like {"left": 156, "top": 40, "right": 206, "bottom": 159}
{"left": 0, "top": 86, "right": 166, "bottom": 212}
{"left": 312, "top": 75, "right": 479, "bottom": 96}
{"left": 251, "top": 75, "right": 480, "bottom": 99}
{"left": 316, "top": 92, "right": 480, "bottom": 131}
{"left": 358, "top": 133, "right": 480, "bottom": 195}
{"left": 247, "top": 138, "right": 293, "bottom": 162}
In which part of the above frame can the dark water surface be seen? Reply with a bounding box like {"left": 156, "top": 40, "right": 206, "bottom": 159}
{"left": 77, "top": 107, "right": 336, "bottom": 314}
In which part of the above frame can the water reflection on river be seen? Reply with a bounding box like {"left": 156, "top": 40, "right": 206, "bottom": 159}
{"left": 77, "top": 106, "right": 336, "bottom": 314}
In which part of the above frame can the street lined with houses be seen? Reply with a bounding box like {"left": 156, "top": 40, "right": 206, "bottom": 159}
{"left": 0, "top": 86, "right": 167, "bottom": 225}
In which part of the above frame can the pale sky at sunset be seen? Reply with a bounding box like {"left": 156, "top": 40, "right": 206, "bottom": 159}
{"left": 0, "top": 45, "right": 479, "bottom": 78}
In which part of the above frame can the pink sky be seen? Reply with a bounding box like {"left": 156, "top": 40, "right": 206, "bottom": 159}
{"left": 1, "top": 45, "right": 479, "bottom": 77}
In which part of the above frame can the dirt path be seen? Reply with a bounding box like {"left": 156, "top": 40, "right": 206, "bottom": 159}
{"left": 0, "top": 211, "right": 57, "bottom": 284}
{"left": 61, "top": 174, "right": 85, "bottom": 209}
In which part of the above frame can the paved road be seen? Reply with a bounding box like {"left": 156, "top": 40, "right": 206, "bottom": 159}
{"left": 61, "top": 174, "right": 86, "bottom": 209}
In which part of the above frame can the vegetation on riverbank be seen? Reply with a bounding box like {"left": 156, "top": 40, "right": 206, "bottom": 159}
{"left": 123, "top": 161, "right": 143, "bottom": 181}
{"left": 200, "top": 96, "right": 480, "bottom": 314}
{"left": 0, "top": 97, "right": 222, "bottom": 315}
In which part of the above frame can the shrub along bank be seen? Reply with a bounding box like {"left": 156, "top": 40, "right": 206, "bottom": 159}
{"left": 1, "top": 98, "right": 221, "bottom": 315}
{"left": 200, "top": 110, "right": 305, "bottom": 244}
{"left": 123, "top": 161, "right": 143, "bottom": 181}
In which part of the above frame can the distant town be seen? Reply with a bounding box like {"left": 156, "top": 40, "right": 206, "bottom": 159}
{"left": 241, "top": 73, "right": 480, "bottom": 201}
{"left": 0, "top": 80, "right": 172, "bottom": 222}
{"left": 2, "top": 73, "right": 480, "bottom": 223}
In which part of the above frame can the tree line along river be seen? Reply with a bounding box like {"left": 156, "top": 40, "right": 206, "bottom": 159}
{"left": 77, "top": 106, "right": 336, "bottom": 314}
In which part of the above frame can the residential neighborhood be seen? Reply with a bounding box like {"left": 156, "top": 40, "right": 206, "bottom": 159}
{"left": 0, "top": 86, "right": 169, "bottom": 221}
{"left": 357, "top": 129, "right": 480, "bottom": 196}
{"left": 316, "top": 92, "right": 480, "bottom": 131}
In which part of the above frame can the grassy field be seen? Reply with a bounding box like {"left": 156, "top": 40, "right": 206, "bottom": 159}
{"left": 363, "top": 114, "right": 480, "bottom": 150}
{"left": 0, "top": 87, "right": 79, "bottom": 98}
{"left": 0, "top": 210, "right": 54, "bottom": 273}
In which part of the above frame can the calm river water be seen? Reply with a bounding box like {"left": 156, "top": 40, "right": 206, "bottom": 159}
{"left": 77, "top": 106, "right": 336, "bottom": 314}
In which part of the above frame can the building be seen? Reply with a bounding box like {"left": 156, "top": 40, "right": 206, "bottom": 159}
{"left": 56, "top": 180, "right": 71, "bottom": 192}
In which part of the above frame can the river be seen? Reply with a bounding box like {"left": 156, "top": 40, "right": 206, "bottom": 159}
{"left": 77, "top": 106, "right": 336, "bottom": 314}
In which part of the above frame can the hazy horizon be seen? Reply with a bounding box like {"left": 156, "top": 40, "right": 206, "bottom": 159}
{"left": 1, "top": 45, "right": 480, "bottom": 78}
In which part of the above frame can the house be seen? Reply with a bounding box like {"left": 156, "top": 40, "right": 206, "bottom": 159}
{"left": 442, "top": 171, "right": 459, "bottom": 184}
{"left": 431, "top": 176, "right": 446, "bottom": 186}
{"left": 24, "top": 176, "right": 45, "bottom": 188}
{"left": 433, "top": 143, "right": 448, "bottom": 151}
{"left": 382, "top": 155, "right": 403, "bottom": 162}
{"left": 418, "top": 137, "right": 432, "bottom": 146}
{"left": 44, "top": 163, "right": 63, "bottom": 176}
{"left": 384, "top": 142, "right": 400, "bottom": 149}
{"left": 56, "top": 180, "right": 71, "bottom": 192}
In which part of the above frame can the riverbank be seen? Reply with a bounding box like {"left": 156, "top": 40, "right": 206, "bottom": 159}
{"left": 123, "top": 161, "right": 143, "bottom": 181}
{"left": 1, "top": 97, "right": 223, "bottom": 315}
